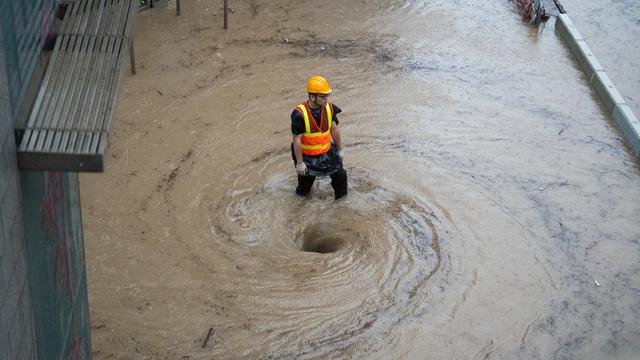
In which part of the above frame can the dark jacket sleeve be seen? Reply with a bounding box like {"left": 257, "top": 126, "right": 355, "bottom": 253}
{"left": 291, "top": 109, "right": 306, "bottom": 135}
{"left": 333, "top": 104, "right": 342, "bottom": 125}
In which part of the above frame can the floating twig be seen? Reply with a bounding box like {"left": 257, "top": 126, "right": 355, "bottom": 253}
{"left": 202, "top": 327, "right": 214, "bottom": 348}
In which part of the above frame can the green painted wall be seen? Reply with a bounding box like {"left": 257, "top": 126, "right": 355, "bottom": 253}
{"left": 21, "top": 171, "right": 91, "bottom": 360}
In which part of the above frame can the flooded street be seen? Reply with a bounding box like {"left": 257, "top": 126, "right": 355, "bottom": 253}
{"left": 81, "top": 0, "right": 640, "bottom": 358}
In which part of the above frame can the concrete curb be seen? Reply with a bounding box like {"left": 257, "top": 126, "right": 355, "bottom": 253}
{"left": 555, "top": 14, "right": 640, "bottom": 159}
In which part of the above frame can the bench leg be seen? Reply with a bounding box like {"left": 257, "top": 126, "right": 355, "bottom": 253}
{"left": 224, "top": 0, "right": 228, "bottom": 29}
{"left": 177, "top": 0, "right": 181, "bottom": 16}
{"left": 129, "top": 39, "right": 136, "bottom": 75}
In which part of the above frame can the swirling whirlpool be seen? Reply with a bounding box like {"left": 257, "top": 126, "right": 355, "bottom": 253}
{"left": 206, "top": 165, "right": 455, "bottom": 357}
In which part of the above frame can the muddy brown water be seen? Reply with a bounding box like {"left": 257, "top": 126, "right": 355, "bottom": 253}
{"left": 81, "top": 0, "right": 640, "bottom": 359}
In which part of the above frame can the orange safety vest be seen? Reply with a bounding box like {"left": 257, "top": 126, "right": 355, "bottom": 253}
{"left": 296, "top": 101, "right": 333, "bottom": 156}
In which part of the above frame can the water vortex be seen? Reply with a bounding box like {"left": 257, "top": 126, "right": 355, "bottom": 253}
{"left": 206, "top": 166, "right": 451, "bottom": 357}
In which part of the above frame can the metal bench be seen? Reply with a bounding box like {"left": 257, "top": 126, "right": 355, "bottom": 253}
{"left": 16, "top": 0, "right": 137, "bottom": 172}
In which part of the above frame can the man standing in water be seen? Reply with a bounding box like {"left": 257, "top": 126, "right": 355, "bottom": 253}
{"left": 291, "top": 76, "right": 348, "bottom": 199}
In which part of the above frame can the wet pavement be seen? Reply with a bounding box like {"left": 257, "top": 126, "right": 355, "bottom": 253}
{"left": 81, "top": 0, "right": 640, "bottom": 359}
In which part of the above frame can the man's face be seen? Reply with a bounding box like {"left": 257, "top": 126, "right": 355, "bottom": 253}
{"left": 311, "top": 93, "right": 329, "bottom": 106}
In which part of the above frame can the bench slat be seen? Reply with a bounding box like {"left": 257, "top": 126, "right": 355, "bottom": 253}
{"left": 49, "top": 35, "right": 86, "bottom": 130}
{"left": 64, "top": 35, "right": 105, "bottom": 131}
{"left": 27, "top": 32, "right": 72, "bottom": 130}
{"left": 94, "top": 37, "right": 124, "bottom": 132}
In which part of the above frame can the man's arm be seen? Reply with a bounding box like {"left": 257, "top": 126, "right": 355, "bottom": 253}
{"left": 292, "top": 133, "right": 304, "bottom": 163}
{"left": 292, "top": 133, "right": 307, "bottom": 175}
{"left": 331, "top": 123, "right": 343, "bottom": 150}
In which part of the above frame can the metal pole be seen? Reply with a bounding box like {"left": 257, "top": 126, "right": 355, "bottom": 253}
{"left": 176, "top": 0, "right": 181, "bottom": 16}
{"left": 129, "top": 39, "right": 136, "bottom": 74}
{"left": 223, "top": 0, "right": 228, "bottom": 29}
{"left": 553, "top": 0, "right": 566, "bottom": 14}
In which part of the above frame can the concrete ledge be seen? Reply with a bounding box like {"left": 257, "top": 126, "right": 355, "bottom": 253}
{"left": 575, "top": 40, "right": 604, "bottom": 81}
{"left": 556, "top": 14, "right": 584, "bottom": 52}
{"left": 556, "top": 15, "right": 604, "bottom": 81}
{"left": 556, "top": 13, "right": 640, "bottom": 161}
{"left": 592, "top": 70, "right": 626, "bottom": 114}
{"left": 613, "top": 105, "right": 640, "bottom": 157}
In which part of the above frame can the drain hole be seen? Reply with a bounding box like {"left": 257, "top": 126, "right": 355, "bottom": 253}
{"left": 302, "top": 236, "right": 344, "bottom": 254}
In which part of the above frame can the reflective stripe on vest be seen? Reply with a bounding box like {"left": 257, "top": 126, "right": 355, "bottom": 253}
{"left": 297, "top": 102, "right": 333, "bottom": 156}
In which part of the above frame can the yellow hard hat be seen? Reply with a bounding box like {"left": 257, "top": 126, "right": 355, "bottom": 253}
{"left": 306, "top": 75, "right": 332, "bottom": 94}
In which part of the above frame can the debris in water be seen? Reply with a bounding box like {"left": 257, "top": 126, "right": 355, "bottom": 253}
{"left": 515, "top": 0, "right": 547, "bottom": 24}
{"left": 202, "top": 327, "right": 214, "bottom": 348}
